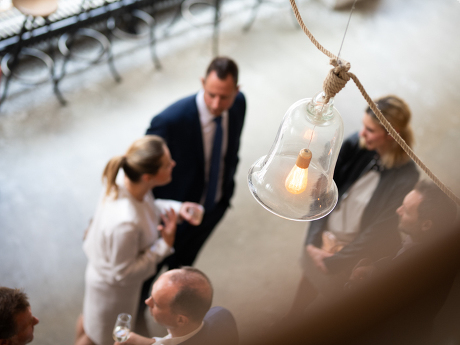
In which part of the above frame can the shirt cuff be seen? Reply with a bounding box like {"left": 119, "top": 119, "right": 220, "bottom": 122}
{"left": 154, "top": 199, "right": 182, "bottom": 215}
{"left": 150, "top": 238, "right": 174, "bottom": 257}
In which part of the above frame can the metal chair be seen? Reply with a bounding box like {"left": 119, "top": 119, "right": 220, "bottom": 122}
{"left": 0, "top": 0, "right": 66, "bottom": 110}
{"left": 56, "top": 0, "right": 122, "bottom": 93}
{"left": 107, "top": 7, "right": 161, "bottom": 69}
{"left": 181, "top": 0, "right": 221, "bottom": 56}
{"left": 242, "top": 0, "right": 300, "bottom": 32}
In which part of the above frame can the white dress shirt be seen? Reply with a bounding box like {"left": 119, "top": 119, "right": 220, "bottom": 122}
{"left": 196, "top": 89, "right": 228, "bottom": 204}
{"left": 152, "top": 322, "right": 204, "bottom": 345}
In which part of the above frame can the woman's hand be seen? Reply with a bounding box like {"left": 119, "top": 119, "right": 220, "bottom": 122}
{"left": 179, "top": 202, "right": 204, "bottom": 226}
{"left": 306, "top": 244, "right": 333, "bottom": 274}
{"left": 157, "top": 208, "right": 177, "bottom": 247}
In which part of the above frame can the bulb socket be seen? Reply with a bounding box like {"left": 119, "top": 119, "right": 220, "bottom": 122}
{"left": 295, "top": 149, "right": 312, "bottom": 169}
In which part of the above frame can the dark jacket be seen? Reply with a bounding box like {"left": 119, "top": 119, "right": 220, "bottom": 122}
{"left": 146, "top": 93, "right": 246, "bottom": 207}
{"left": 145, "top": 92, "right": 246, "bottom": 268}
{"left": 181, "top": 307, "right": 239, "bottom": 345}
{"left": 306, "top": 133, "right": 420, "bottom": 274}
{"left": 353, "top": 238, "right": 458, "bottom": 345}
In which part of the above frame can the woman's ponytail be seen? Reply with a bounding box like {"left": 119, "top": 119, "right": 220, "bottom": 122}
{"left": 102, "top": 155, "right": 125, "bottom": 198}
{"left": 100, "top": 135, "right": 165, "bottom": 199}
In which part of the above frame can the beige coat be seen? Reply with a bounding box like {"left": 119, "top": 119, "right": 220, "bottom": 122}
{"left": 82, "top": 182, "right": 180, "bottom": 345}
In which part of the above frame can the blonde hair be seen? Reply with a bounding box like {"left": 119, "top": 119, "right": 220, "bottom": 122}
{"left": 102, "top": 135, "right": 165, "bottom": 198}
{"left": 362, "top": 95, "right": 414, "bottom": 169}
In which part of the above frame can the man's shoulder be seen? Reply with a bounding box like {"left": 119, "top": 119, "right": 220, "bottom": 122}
{"left": 156, "top": 94, "right": 198, "bottom": 119}
{"left": 235, "top": 91, "right": 246, "bottom": 101}
{"left": 180, "top": 307, "right": 238, "bottom": 345}
{"left": 204, "top": 306, "right": 234, "bottom": 321}
{"left": 170, "top": 94, "right": 197, "bottom": 108}
{"left": 232, "top": 92, "right": 246, "bottom": 109}
{"left": 228, "top": 92, "right": 246, "bottom": 125}
{"left": 202, "top": 307, "right": 238, "bottom": 341}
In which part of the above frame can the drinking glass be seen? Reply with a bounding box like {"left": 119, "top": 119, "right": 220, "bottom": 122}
{"left": 112, "top": 313, "right": 131, "bottom": 342}
{"left": 188, "top": 204, "right": 204, "bottom": 225}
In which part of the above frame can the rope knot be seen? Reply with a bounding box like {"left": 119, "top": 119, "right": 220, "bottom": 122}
{"left": 323, "top": 58, "right": 351, "bottom": 103}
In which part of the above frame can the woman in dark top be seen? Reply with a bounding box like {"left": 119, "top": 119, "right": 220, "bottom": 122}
{"left": 289, "top": 95, "right": 420, "bottom": 315}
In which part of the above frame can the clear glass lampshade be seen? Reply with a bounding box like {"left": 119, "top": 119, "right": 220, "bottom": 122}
{"left": 248, "top": 91, "right": 344, "bottom": 221}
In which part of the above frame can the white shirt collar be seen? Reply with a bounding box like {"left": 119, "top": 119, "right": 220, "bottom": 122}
{"left": 153, "top": 322, "right": 204, "bottom": 345}
{"left": 197, "top": 89, "right": 214, "bottom": 126}
{"left": 195, "top": 89, "right": 229, "bottom": 204}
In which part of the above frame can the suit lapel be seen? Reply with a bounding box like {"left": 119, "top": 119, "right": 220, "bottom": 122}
{"left": 225, "top": 106, "right": 237, "bottom": 166}
{"left": 189, "top": 96, "right": 205, "bottom": 178}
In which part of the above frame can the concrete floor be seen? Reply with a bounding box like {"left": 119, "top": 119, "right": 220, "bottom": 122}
{"left": 1, "top": 0, "right": 460, "bottom": 344}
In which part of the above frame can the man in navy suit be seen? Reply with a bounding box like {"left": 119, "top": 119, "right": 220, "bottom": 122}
{"left": 115, "top": 267, "right": 238, "bottom": 345}
{"left": 142, "top": 57, "right": 246, "bottom": 300}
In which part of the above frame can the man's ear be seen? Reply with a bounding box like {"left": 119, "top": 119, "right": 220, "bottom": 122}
{"left": 176, "top": 314, "right": 190, "bottom": 327}
{"left": 421, "top": 219, "right": 433, "bottom": 232}
{"left": 200, "top": 77, "right": 205, "bottom": 88}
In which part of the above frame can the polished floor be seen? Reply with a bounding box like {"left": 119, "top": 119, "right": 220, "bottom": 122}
{"left": 1, "top": 0, "right": 460, "bottom": 344}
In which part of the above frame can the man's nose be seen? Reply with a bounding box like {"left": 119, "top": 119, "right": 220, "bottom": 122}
{"left": 212, "top": 97, "right": 222, "bottom": 109}
{"left": 33, "top": 316, "right": 39, "bottom": 325}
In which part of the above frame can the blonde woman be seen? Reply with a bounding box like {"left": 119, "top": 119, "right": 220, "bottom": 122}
{"left": 75, "top": 136, "right": 202, "bottom": 345}
{"left": 288, "top": 95, "right": 420, "bottom": 316}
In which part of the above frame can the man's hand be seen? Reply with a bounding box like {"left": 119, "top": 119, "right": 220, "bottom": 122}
{"left": 114, "top": 331, "right": 155, "bottom": 345}
{"left": 158, "top": 208, "right": 177, "bottom": 247}
{"left": 179, "top": 202, "right": 204, "bottom": 226}
{"left": 345, "top": 258, "right": 376, "bottom": 290}
{"left": 306, "top": 244, "right": 334, "bottom": 274}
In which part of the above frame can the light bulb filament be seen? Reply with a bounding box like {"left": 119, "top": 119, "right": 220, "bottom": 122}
{"left": 285, "top": 149, "right": 312, "bottom": 195}
{"left": 285, "top": 165, "right": 309, "bottom": 194}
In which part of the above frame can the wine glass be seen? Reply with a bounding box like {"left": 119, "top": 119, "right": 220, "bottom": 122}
{"left": 187, "top": 204, "right": 204, "bottom": 226}
{"left": 112, "top": 313, "right": 131, "bottom": 342}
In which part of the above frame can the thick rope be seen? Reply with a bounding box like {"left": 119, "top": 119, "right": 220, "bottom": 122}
{"left": 289, "top": 0, "right": 336, "bottom": 60}
{"left": 289, "top": 0, "right": 460, "bottom": 205}
{"left": 322, "top": 58, "right": 351, "bottom": 103}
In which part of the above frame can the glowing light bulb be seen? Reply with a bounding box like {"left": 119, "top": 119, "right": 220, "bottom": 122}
{"left": 285, "top": 165, "right": 309, "bottom": 194}
{"left": 285, "top": 149, "right": 312, "bottom": 194}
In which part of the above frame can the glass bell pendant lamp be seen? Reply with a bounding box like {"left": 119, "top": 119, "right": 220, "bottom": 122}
{"left": 248, "top": 91, "right": 344, "bottom": 221}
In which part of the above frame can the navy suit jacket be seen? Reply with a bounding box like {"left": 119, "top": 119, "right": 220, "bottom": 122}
{"left": 146, "top": 93, "right": 246, "bottom": 208}
{"left": 180, "top": 307, "right": 239, "bottom": 345}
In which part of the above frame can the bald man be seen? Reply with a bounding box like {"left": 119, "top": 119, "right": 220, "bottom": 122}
{"left": 115, "top": 267, "right": 238, "bottom": 345}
